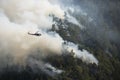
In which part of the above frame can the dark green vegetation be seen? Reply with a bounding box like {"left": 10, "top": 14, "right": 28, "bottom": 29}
{"left": 0, "top": 0, "right": 120, "bottom": 80}
{"left": 0, "top": 16, "right": 120, "bottom": 80}
{"left": 0, "top": 51, "right": 120, "bottom": 80}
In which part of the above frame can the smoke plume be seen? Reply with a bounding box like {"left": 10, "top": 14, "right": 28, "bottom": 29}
{"left": 0, "top": 0, "right": 98, "bottom": 75}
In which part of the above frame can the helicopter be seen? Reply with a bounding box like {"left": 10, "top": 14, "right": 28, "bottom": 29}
{"left": 28, "top": 31, "right": 41, "bottom": 36}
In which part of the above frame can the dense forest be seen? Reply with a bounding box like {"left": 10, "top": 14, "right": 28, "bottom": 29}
{"left": 0, "top": 15, "right": 120, "bottom": 80}
{"left": 0, "top": 0, "right": 120, "bottom": 80}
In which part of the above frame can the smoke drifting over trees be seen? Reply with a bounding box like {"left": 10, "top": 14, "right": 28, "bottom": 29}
{"left": 0, "top": 0, "right": 120, "bottom": 80}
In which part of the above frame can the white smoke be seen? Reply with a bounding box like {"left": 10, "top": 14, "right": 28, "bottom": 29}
{"left": 67, "top": 13, "right": 84, "bottom": 28}
{"left": 27, "top": 58, "right": 64, "bottom": 77}
{"left": 0, "top": 0, "right": 65, "bottom": 64}
{"left": 0, "top": 0, "right": 98, "bottom": 70}
{"left": 0, "top": 0, "right": 65, "bottom": 29}
{"left": 63, "top": 42, "right": 98, "bottom": 65}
